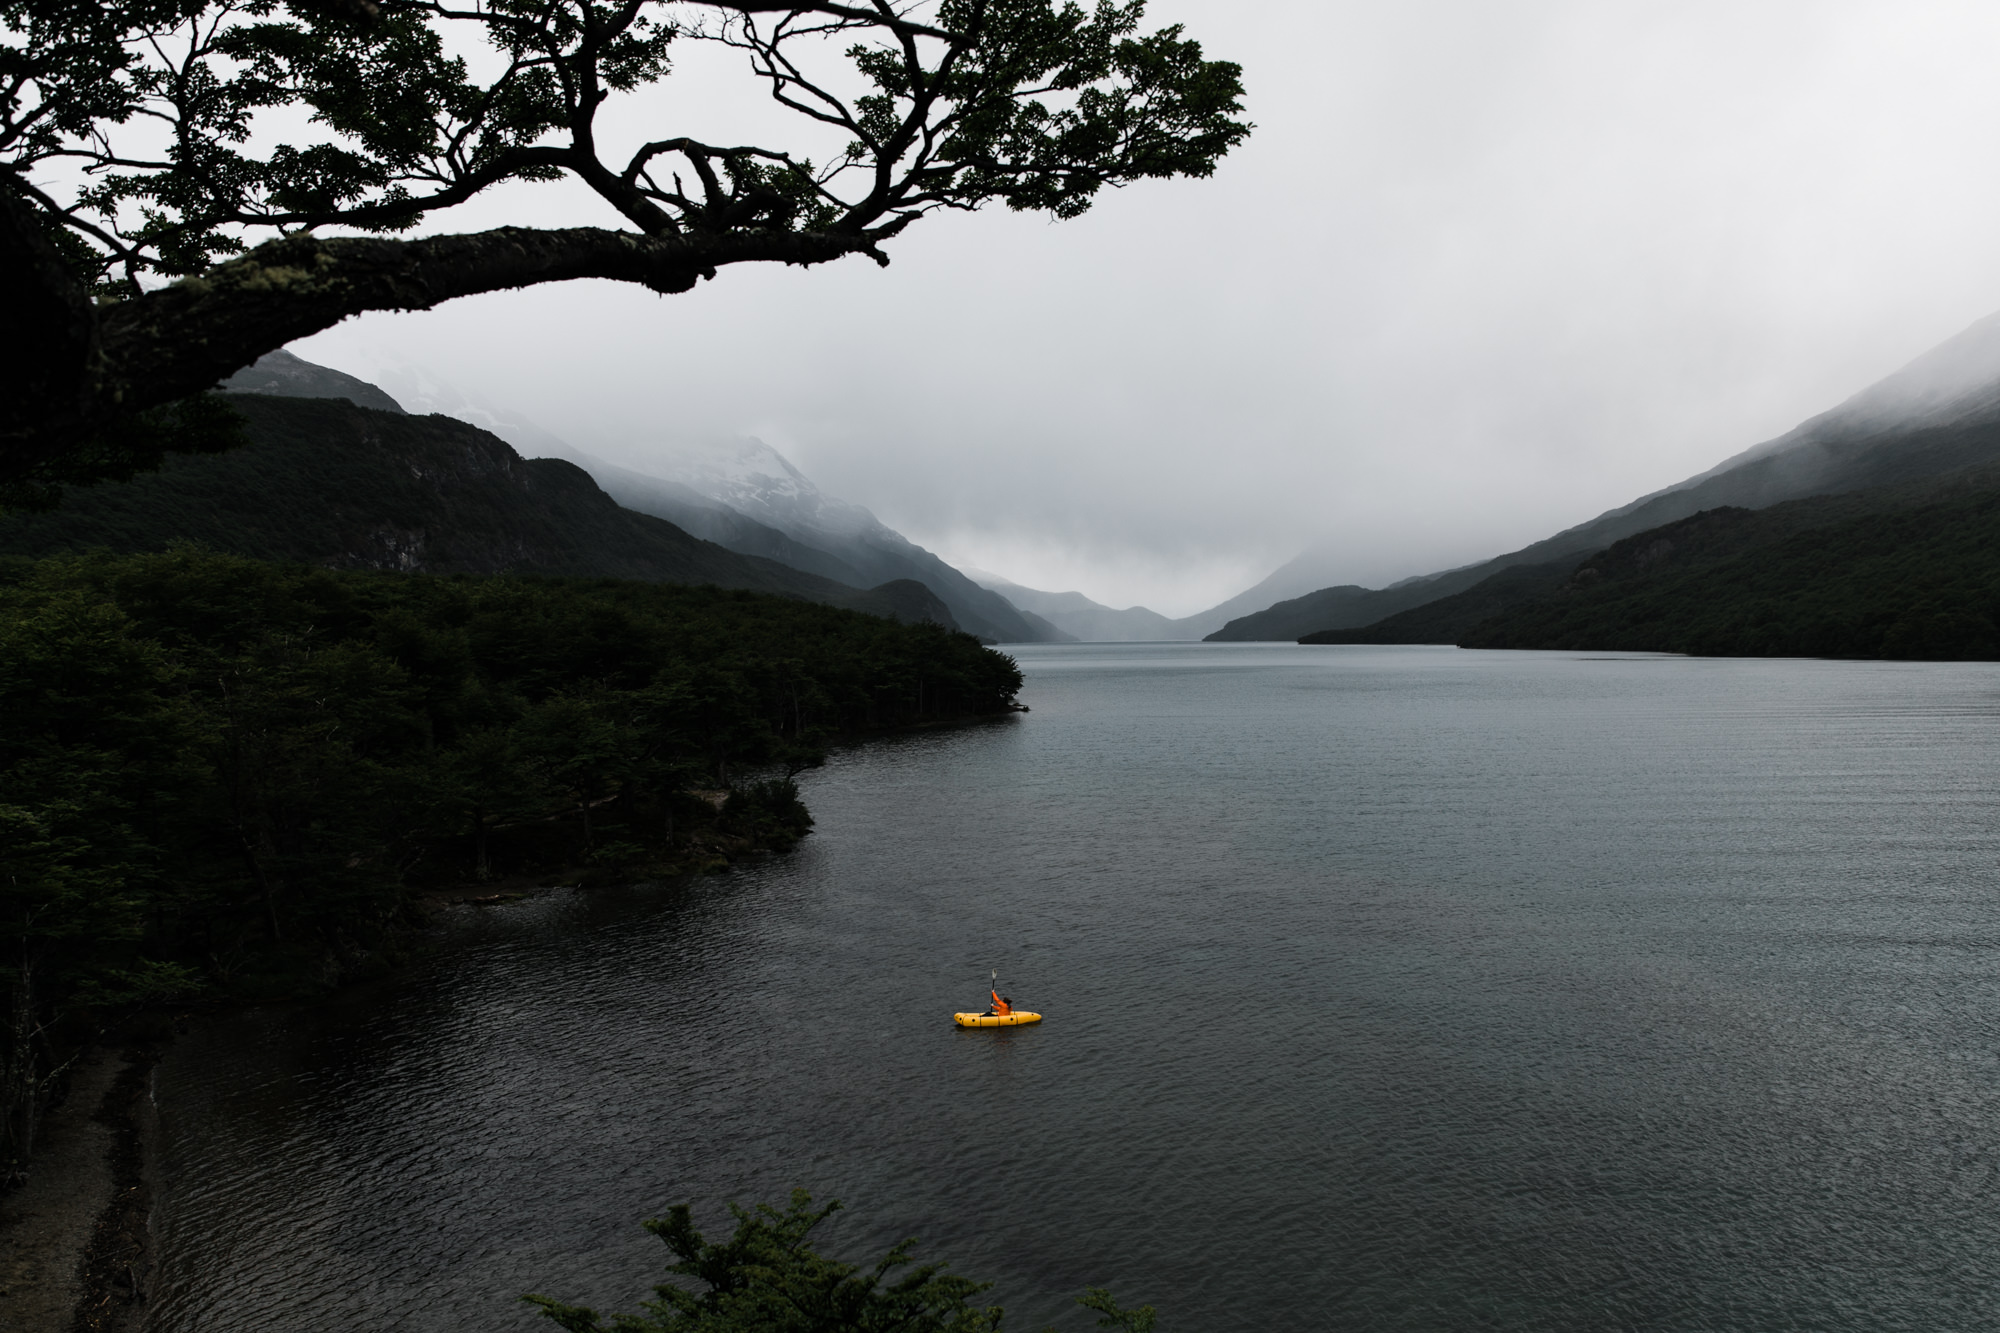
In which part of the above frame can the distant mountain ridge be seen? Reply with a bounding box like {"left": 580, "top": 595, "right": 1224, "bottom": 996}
{"left": 1658, "top": 309, "right": 2000, "bottom": 493}
{"left": 1211, "top": 310, "right": 2000, "bottom": 643}
{"left": 1181, "top": 546, "right": 1409, "bottom": 639}
{"left": 1453, "top": 462, "right": 2000, "bottom": 659}
{"left": 0, "top": 393, "right": 958, "bottom": 629}
{"left": 299, "top": 355, "right": 1067, "bottom": 643}
{"left": 575, "top": 456, "right": 884, "bottom": 589}
{"left": 967, "top": 571, "right": 1182, "bottom": 642}
{"left": 580, "top": 439, "right": 1066, "bottom": 643}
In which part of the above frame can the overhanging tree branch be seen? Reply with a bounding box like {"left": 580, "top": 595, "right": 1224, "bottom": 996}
{"left": 99, "top": 221, "right": 899, "bottom": 411}
{"left": 0, "top": 0, "right": 1248, "bottom": 493}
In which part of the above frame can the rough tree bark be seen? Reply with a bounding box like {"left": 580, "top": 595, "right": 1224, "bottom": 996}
{"left": 0, "top": 188, "right": 893, "bottom": 488}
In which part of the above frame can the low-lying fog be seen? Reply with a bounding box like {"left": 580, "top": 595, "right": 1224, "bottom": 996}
{"left": 297, "top": 0, "right": 2000, "bottom": 618}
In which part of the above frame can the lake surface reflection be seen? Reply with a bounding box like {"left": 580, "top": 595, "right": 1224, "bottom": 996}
{"left": 150, "top": 644, "right": 2000, "bottom": 1331}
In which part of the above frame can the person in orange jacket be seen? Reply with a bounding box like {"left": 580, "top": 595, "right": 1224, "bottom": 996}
{"left": 982, "top": 991, "right": 1012, "bottom": 1017}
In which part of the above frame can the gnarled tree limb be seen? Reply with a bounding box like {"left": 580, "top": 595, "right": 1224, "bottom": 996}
{"left": 0, "top": 212, "right": 895, "bottom": 484}
{"left": 0, "top": 0, "right": 1246, "bottom": 494}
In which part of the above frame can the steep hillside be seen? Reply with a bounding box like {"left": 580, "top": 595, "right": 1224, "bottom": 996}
{"left": 1178, "top": 547, "right": 1422, "bottom": 639}
{"left": 1205, "top": 582, "right": 1434, "bottom": 643}
{"left": 1216, "top": 311, "right": 2000, "bottom": 642}
{"left": 0, "top": 395, "right": 956, "bottom": 628}
{"left": 1299, "top": 561, "right": 1583, "bottom": 646}
{"left": 216, "top": 351, "right": 1056, "bottom": 640}
{"left": 1456, "top": 467, "right": 2000, "bottom": 658}
{"left": 582, "top": 459, "right": 880, "bottom": 587}
{"left": 246, "top": 348, "right": 1064, "bottom": 644}
{"left": 1633, "top": 307, "right": 2000, "bottom": 496}
{"left": 585, "top": 436, "right": 1058, "bottom": 642}
{"left": 220, "top": 348, "right": 409, "bottom": 414}
{"left": 1214, "top": 414, "right": 2000, "bottom": 642}
{"left": 1304, "top": 418, "right": 2000, "bottom": 644}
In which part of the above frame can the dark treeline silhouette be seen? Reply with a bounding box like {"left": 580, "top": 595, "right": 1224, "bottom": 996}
{"left": 1299, "top": 462, "right": 2000, "bottom": 661}
{"left": 0, "top": 546, "right": 1022, "bottom": 1171}
{"left": 1457, "top": 479, "right": 2000, "bottom": 658}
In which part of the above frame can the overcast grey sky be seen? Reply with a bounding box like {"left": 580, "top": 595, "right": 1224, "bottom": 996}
{"left": 296, "top": 0, "right": 2000, "bottom": 617}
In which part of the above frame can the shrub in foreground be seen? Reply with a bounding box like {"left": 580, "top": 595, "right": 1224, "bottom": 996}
{"left": 525, "top": 1192, "right": 1156, "bottom": 1333}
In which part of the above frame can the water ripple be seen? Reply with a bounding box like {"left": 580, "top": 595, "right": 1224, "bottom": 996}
{"left": 150, "top": 646, "right": 2000, "bottom": 1331}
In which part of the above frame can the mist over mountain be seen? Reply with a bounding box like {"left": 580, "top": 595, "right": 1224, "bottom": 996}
{"left": 1213, "top": 310, "right": 2000, "bottom": 644}
{"left": 192, "top": 321, "right": 2000, "bottom": 655}
{"left": 326, "top": 367, "right": 869, "bottom": 582}
{"left": 1667, "top": 310, "right": 2000, "bottom": 490}
{"left": 1452, "top": 463, "right": 2000, "bottom": 659}
{"left": 0, "top": 394, "right": 958, "bottom": 630}
{"left": 1015, "top": 536, "right": 1467, "bottom": 644}
{"left": 967, "top": 571, "right": 1183, "bottom": 642}
{"left": 214, "top": 353, "right": 1071, "bottom": 643}
{"left": 539, "top": 436, "right": 1069, "bottom": 644}
{"left": 1178, "top": 547, "right": 1446, "bottom": 640}
{"left": 563, "top": 457, "right": 882, "bottom": 589}
{"left": 255, "top": 348, "right": 1318, "bottom": 640}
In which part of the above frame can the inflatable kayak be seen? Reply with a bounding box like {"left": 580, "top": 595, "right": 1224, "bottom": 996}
{"left": 953, "top": 1011, "right": 1043, "bottom": 1028}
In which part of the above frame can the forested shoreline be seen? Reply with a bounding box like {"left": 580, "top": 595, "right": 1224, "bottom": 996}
{"left": 1456, "top": 479, "right": 2000, "bottom": 658}
{"left": 1294, "top": 462, "right": 2000, "bottom": 660}
{"left": 0, "top": 546, "right": 1023, "bottom": 1172}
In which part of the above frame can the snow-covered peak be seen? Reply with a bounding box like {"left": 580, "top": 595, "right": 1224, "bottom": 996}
{"left": 286, "top": 345, "right": 901, "bottom": 551}
{"left": 624, "top": 436, "right": 895, "bottom": 546}
{"left": 647, "top": 437, "right": 815, "bottom": 508}
{"left": 286, "top": 350, "right": 583, "bottom": 461}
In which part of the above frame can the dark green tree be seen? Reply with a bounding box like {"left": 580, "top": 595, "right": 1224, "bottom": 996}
{"left": 0, "top": 546, "right": 1026, "bottom": 1169}
{"left": 673, "top": 666, "right": 771, "bottom": 789}
{"left": 1, "top": 0, "right": 1248, "bottom": 492}
{"left": 207, "top": 630, "right": 425, "bottom": 941}
{"left": 0, "top": 586, "right": 200, "bottom": 1170}
{"left": 433, "top": 723, "right": 549, "bottom": 881}
{"left": 524, "top": 1191, "right": 1158, "bottom": 1333}
{"left": 517, "top": 690, "right": 637, "bottom": 855}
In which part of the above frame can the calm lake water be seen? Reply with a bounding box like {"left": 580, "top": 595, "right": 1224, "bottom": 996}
{"left": 149, "top": 644, "right": 2000, "bottom": 1332}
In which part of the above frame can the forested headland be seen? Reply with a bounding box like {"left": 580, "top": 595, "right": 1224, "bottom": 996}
{"left": 1299, "top": 462, "right": 2000, "bottom": 660}
{"left": 1453, "top": 469, "right": 2000, "bottom": 657}
{"left": 0, "top": 545, "right": 1023, "bottom": 1169}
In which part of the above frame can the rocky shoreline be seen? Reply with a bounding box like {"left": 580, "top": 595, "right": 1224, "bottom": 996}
{"left": 71, "top": 1046, "right": 159, "bottom": 1333}
{"left": 0, "top": 1044, "right": 160, "bottom": 1333}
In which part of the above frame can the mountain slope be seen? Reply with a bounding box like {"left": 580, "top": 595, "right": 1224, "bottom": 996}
{"left": 215, "top": 351, "right": 1055, "bottom": 641}
{"left": 1214, "top": 311, "right": 2000, "bottom": 642}
{"left": 0, "top": 395, "right": 957, "bottom": 628}
{"left": 582, "top": 458, "right": 882, "bottom": 588}
{"left": 1457, "top": 466, "right": 2000, "bottom": 658}
{"left": 968, "top": 573, "right": 1176, "bottom": 642}
{"left": 1633, "top": 307, "right": 2000, "bottom": 497}
{"left": 220, "top": 348, "right": 409, "bottom": 415}
{"left": 1178, "top": 547, "right": 1428, "bottom": 640}
{"left": 1203, "top": 573, "right": 1486, "bottom": 642}
{"left": 584, "top": 437, "right": 1058, "bottom": 643}
{"left": 1299, "top": 561, "right": 1584, "bottom": 646}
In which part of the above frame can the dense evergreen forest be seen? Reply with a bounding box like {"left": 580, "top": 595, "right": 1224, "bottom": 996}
{"left": 0, "top": 546, "right": 1022, "bottom": 1170}
{"left": 1454, "top": 472, "right": 2000, "bottom": 657}
{"left": 1297, "top": 560, "right": 1582, "bottom": 647}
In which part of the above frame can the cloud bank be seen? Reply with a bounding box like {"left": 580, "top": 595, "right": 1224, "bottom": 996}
{"left": 298, "top": 0, "right": 2000, "bottom": 617}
